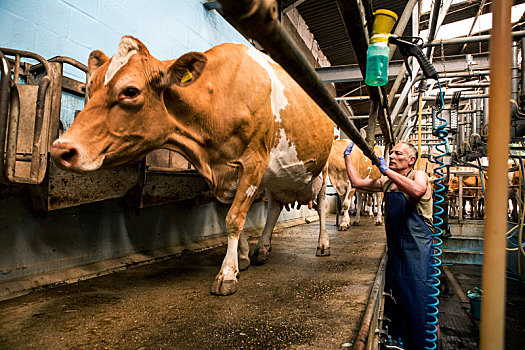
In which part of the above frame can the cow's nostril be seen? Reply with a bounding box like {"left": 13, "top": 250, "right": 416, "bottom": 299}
{"left": 50, "top": 141, "right": 81, "bottom": 169}
{"left": 60, "top": 147, "right": 78, "bottom": 162}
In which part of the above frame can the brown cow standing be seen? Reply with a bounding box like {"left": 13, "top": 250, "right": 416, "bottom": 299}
{"left": 448, "top": 172, "right": 486, "bottom": 218}
{"left": 327, "top": 139, "right": 383, "bottom": 230}
{"left": 50, "top": 37, "right": 334, "bottom": 296}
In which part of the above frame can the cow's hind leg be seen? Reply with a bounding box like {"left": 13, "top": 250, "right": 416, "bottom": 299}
{"left": 251, "top": 189, "right": 283, "bottom": 265}
{"left": 352, "top": 191, "right": 362, "bottom": 226}
{"left": 316, "top": 174, "right": 330, "bottom": 256}
{"left": 374, "top": 192, "right": 383, "bottom": 226}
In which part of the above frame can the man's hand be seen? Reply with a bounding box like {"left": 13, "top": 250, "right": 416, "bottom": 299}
{"left": 343, "top": 142, "right": 354, "bottom": 157}
{"left": 377, "top": 156, "right": 388, "bottom": 175}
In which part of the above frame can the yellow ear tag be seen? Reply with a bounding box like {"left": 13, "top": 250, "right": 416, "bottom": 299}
{"left": 181, "top": 69, "right": 192, "bottom": 83}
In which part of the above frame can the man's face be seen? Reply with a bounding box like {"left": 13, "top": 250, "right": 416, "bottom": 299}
{"left": 388, "top": 143, "right": 416, "bottom": 171}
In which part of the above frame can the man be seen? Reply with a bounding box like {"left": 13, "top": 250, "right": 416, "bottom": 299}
{"left": 344, "top": 141, "right": 434, "bottom": 350}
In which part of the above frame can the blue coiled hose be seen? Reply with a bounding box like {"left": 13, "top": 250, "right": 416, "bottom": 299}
{"left": 426, "top": 81, "right": 446, "bottom": 350}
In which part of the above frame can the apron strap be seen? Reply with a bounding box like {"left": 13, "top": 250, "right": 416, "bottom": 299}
{"left": 383, "top": 169, "right": 416, "bottom": 209}
{"left": 384, "top": 169, "right": 414, "bottom": 193}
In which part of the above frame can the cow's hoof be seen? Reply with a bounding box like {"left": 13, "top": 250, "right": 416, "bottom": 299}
{"left": 210, "top": 279, "right": 237, "bottom": 296}
{"left": 316, "top": 247, "right": 331, "bottom": 256}
{"left": 250, "top": 250, "right": 269, "bottom": 266}
{"left": 338, "top": 225, "right": 349, "bottom": 231}
{"left": 375, "top": 222, "right": 382, "bottom": 226}
{"left": 238, "top": 257, "right": 250, "bottom": 271}
{"left": 352, "top": 222, "right": 360, "bottom": 226}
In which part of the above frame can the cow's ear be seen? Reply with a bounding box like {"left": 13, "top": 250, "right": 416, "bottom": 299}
{"left": 168, "top": 52, "right": 207, "bottom": 87}
{"left": 88, "top": 50, "right": 109, "bottom": 75}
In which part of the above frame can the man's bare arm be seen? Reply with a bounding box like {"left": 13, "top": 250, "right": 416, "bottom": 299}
{"left": 344, "top": 155, "right": 383, "bottom": 192}
{"left": 383, "top": 168, "right": 428, "bottom": 199}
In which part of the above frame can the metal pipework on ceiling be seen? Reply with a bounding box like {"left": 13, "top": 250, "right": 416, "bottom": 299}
{"left": 390, "top": 0, "right": 453, "bottom": 133}
{"left": 333, "top": 0, "right": 393, "bottom": 148}
{"left": 217, "top": 0, "right": 381, "bottom": 165}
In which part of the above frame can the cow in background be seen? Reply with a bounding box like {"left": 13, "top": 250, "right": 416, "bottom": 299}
{"left": 327, "top": 139, "right": 383, "bottom": 230}
{"left": 508, "top": 159, "right": 522, "bottom": 222}
{"left": 50, "top": 37, "right": 335, "bottom": 295}
{"left": 448, "top": 171, "right": 486, "bottom": 219}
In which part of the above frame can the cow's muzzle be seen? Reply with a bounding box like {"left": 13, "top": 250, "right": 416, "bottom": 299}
{"left": 50, "top": 139, "right": 102, "bottom": 172}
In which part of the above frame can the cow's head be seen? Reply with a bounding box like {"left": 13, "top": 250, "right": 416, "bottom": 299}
{"left": 50, "top": 36, "right": 207, "bottom": 172}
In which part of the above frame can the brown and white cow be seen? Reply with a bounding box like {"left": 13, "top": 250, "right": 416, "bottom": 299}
{"left": 448, "top": 172, "right": 486, "bottom": 218}
{"left": 50, "top": 37, "right": 334, "bottom": 296}
{"left": 327, "top": 139, "right": 383, "bottom": 230}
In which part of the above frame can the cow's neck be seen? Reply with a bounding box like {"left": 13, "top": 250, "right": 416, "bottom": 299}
{"left": 162, "top": 88, "right": 215, "bottom": 186}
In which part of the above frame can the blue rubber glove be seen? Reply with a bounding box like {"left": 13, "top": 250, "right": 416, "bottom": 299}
{"left": 343, "top": 142, "right": 354, "bottom": 157}
{"left": 377, "top": 156, "right": 388, "bottom": 175}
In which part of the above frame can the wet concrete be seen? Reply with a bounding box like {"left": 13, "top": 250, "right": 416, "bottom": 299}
{"left": 0, "top": 215, "right": 386, "bottom": 349}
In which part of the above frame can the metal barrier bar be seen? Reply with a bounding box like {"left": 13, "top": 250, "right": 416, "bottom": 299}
{"left": 218, "top": 0, "right": 380, "bottom": 166}
{"left": 353, "top": 248, "right": 387, "bottom": 350}
{"left": 0, "top": 49, "right": 11, "bottom": 183}
{"left": 0, "top": 48, "right": 53, "bottom": 184}
{"left": 47, "top": 56, "right": 89, "bottom": 103}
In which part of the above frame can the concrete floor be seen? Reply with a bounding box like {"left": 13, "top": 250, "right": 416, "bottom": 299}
{"left": 0, "top": 215, "right": 386, "bottom": 349}
{"left": 440, "top": 264, "right": 525, "bottom": 350}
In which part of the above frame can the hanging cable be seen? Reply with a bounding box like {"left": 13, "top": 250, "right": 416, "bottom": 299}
{"left": 426, "top": 80, "right": 445, "bottom": 350}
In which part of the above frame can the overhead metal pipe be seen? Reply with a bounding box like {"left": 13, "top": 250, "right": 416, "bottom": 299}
{"left": 425, "top": 30, "right": 525, "bottom": 47}
{"left": 425, "top": 0, "right": 442, "bottom": 59}
{"left": 395, "top": 94, "right": 489, "bottom": 140}
{"left": 521, "top": 38, "right": 525, "bottom": 102}
{"left": 511, "top": 42, "right": 519, "bottom": 101}
{"left": 480, "top": 0, "right": 512, "bottom": 349}
{"left": 337, "top": 92, "right": 489, "bottom": 102}
{"left": 389, "top": 0, "right": 418, "bottom": 61}
{"left": 390, "top": 0, "right": 453, "bottom": 128}
{"left": 218, "top": 0, "right": 380, "bottom": 165}
{"left": 447, "top": 82, "right": 490, "bottom": 88}
{"left": 458, "top": 0, "right": 487, "bottom": 54}
{"left": 334, "top": 0, "right": 394, "bottom": 148}
{"left": 366, "top": 101, "right": 379, "bottom": 147}
{"left": 387, "top": 0, "right": 418, "bottom": 109}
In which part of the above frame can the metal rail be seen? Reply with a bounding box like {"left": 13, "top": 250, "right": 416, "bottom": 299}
{"left": 0, "top": 48, "right": 53, "bottom": 184}
{"left": 424, "top": 30, "right": 525, "bottom": 48}
{"left": 0, "top": 49, "right": 12, "bottom": 183}
{"left": 217, "top": 0, "right": 380, "bottom": 166}
{"left": 353, "top": 248, "right": 387, "bottom": 350}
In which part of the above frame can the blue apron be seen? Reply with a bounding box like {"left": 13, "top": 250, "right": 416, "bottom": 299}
{"left": 383, "top": 188, "right": 434, "bottom": 350}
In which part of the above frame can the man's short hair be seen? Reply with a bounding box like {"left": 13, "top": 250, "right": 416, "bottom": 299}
{"left": 399, "top": 141, "right": 418, "bottom": 164}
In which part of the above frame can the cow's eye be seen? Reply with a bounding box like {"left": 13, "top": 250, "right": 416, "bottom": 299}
{"left": 122, "top": 87, "right": 139, "bottom": 98}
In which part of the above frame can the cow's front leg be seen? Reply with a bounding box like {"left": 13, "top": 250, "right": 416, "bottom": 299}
{"left": 316, "top": 174, "right": 330, "bottom": 256}
{"left": 211, "top": 167, "right": 264, "bottom": 296}
{"left": 252, "top": 189, "right": 283, "bottom": 265}
{"left": 338, "top": 187, "right": 354, "bottom": 231}
{"left": 238, "top": 231, "right": 250, "bottom": 271}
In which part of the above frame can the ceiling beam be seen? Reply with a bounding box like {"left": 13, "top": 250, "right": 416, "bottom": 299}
{"left": 282, "top": 0, "right": 308, "bottom": 13}
{"left": 315, "top": 53, "right": 490, "bottom": 83}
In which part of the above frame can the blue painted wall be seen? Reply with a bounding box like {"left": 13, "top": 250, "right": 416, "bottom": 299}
{"left": 1, "top": 0, "right": 251, "bottom": 130}
{"left": 0, "top": 0, "right": 249, "bottom": 79}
